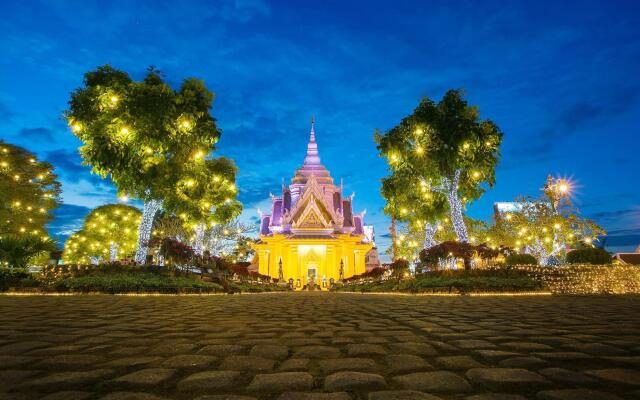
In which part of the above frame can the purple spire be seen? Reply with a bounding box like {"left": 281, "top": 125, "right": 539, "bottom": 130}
{"left": 304, "top": 115, "right": 321, "bottom": 166}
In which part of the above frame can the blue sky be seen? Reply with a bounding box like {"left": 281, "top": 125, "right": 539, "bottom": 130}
{"left": 1, "top": 0, "right": 639, "bottom": 256}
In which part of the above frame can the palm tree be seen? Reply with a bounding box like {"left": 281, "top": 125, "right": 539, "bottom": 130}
{"left": 0, "top": 235, "right": 57, "bottom": 269}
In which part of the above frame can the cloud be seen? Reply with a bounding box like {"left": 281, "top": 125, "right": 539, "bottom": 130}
{"left": 45, "top": 148, "right": 105, "bottom": 186}
{"left": 18, "top": 127, "right": 55, "bottom": 141}
{"left": 47, "top": 203, "right": 91, "bottom": 242}
{"left": 0, "top": 99, "right": 14, "bottom": 120}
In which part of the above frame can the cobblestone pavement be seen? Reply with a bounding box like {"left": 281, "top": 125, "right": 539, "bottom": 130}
{"left": 1, "top": 293, "right": 639, "bottom": 400}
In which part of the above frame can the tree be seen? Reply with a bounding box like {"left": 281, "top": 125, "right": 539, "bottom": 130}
{"left": 391, "top": 215, "right": 489, "bottom": 264}
{"left": 378, "top": 166, "right": 448, "bottom": 258}
{"left": 204, "top": 220, "right": 255, "bottom": 259}
{"left": 0, "top": 234, "right": 57, "bottom": 269}
{"left": 488, "top": 177, "right": 604, "bottom": 265}
{"left": 0, "top": 140, "right": 61, "bottom": 237}
{"left": 376, "top": 90, "right": 503, "bottom": 243}
{"left": 65, "top": 65, "right": 239, "bottom": 263}
{"left": 63, "top": 204, "right": 141, "bottom": 264}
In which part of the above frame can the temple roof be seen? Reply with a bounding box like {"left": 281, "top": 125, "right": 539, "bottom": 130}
{"left": 292, "top": 116, "right": 333, "bottom": 184}
{"left": 260, "top": 117, "right": 369, "bottom": 238}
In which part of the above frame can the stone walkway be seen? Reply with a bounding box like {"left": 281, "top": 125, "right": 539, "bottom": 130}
{"left": 0, "top": 293, "right": 639, "bottom": 400}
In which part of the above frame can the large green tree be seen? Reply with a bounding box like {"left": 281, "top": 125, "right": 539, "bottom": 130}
{"left": 65, "top": 65, "right": 239, "bottom": 263}
{"left": 63, "top": 204, "right": 141, "bottom": 263}
{"left": 0, "top": 140, "right": 61, "bottom": 238}
{"left": 376, "top": 90, "right": 503, "bottom": 243}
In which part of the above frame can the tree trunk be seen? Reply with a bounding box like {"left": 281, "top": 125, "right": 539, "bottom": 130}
{"left": 444, "top": 171, "right": 469, "bottom": 243}
{"left": 423, "top": 222, "right": 438, "bottom": 249}
{"left": 109, "top": 243, "right": 119, "bottom": 262}
{"left": 390, "top": 215, "right": 398, "bottom": 261}
{"left": 193, "top": 223, "right": 206, "bottom": 256}
{"left": 134, "top": 199, "right": 162, "bottom": 264}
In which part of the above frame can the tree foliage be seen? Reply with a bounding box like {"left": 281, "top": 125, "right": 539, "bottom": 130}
{"left": 566, "top": 248, "right": 611, "bottom": 265}
{"left": 488, "top": 192, "right": 604, "bottom": 264}
{"left": 63, "top": 204, "right": 141, "bottom": 264}
{"left": 376, "top": 89, "right": 503, "bottom": 242}
{"left": 65, "top": 65, "right": 241, "bottom": 261}
{"left": 0, "top": 140, "right": 61, "bottom": 237}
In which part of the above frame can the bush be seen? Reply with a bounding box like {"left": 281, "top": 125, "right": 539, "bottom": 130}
{"left": 505, "top": 253, "right": 538, "bottom": 266}
{"left": 52, "top": 273, "right": 223, "bottom": 294}
{"left": 566, "top": 248, "right": 612, "bottom": 265}
{"left": 0, "top": 268, "right": 31, "bottom": 291}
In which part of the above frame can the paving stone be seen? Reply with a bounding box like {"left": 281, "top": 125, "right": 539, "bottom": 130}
{"left": 278, "top": 392, "right": 352, "bottom": 400}
{"left": 161, "top": 354, "right": 217, "bottom": 368}
{"left": 536, "top": 389, "right": 623, "bottom": 400}
{"left": 38, "top": 354, "right": 107, "bottom": 368}
{"left": 564, "top": 343, "right": 626, "bottom": 356}
{"left": 318, "top": 358, "right": 379, "bottom": 373}
{"left": 369, "top": 390, "right": 442, "bottom": 400}
{"left": 248, "top": 372, "right": 314, "bottom": 392}
{"left": 436, "top": 356, "right": 485, "bottom": 370}
{"left": 538, "top": 368, "right": 596, "bottom": 385}
{"left": 531, "top": 352, "right": 592, "bottom": 361}
{"left": 584, "top": 368, "right": 640, "bottom": 386}
{"left": 392, "top": 371, "right": 472, "bottom": 393}
{"left": 99, "top": 392, "right": 169, "bottom": 400}
{"left": 385, "top": 355, "right": 432, "bottom": 374}
{"left": 250, "top": 345, "right": 289, "bottom": 360}
{"left": 40, "top": 391, "right": 93, "bottom": 400}
{"left": 324, "top": 371, "right": 387, "bottom": 392}
{"left": 103, "top": 357, "right": 163, "bottom": 368}
{"left": 451, "top": 340, "right": 497, "bottom": 350}
{"left": 2, "top": 292, "right": 640, "bottom": 399}
{"left": 220, "top": 355, "right": 275, "bottom": 372}
{"left": 112, "top": 368, "right": 176, "bottom": 386}
{"left": 498, "top": 356, "right": 547, "bottom": 369}
{"left": 293, "top": 346, "right": 341, "bottom": 359}
{"left": 346, "top": 344, "right": 387, "bottom": 356}
{"left": 198, "top": 344, "right": 245, "bottom": 356}
{"left": 279, "top": 358, "right": 310, "bottom": 371}
{"left": 23, "top": 369, "right": 115, "bottom": 389}
{"left": 473, "top": 350, "right": 521, "bottom": 362}
{"left": 0, "top": 355, "right": 35, "bottom": 368}
{"left": 388, "top": 342, "right": 437, "bottom": 356}
{"left": 178, "top": 370, "right": 241, "bottom": 391}
{"left": 503, "top": 342, "right": 553, "bottom": 351}
{"left": 466, "top": 368, "right": 550, "bottom": 391}
{"left": 465, "top": 395, "right": 526, "bottom": 400}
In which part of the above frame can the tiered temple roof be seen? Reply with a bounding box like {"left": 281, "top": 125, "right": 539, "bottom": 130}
{"left": 259, "top": 118, "right": 367, "bottom": 239}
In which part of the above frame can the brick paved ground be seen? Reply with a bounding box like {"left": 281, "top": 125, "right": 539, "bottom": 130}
{"left": 0, "top": 293, "right": 639, "bottom": 400}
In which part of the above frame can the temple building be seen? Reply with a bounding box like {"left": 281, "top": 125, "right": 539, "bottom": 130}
{"left": 252, "top": 118, "right": 374, "bottom": 290}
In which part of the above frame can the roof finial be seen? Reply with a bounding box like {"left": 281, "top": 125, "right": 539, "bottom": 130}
{"left": 310, "top": 114, "right": 315, "bottom": 143}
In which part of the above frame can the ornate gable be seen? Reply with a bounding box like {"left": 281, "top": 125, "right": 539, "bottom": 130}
{"left": 287, "top": 176, "right": 337, "bottom": 233}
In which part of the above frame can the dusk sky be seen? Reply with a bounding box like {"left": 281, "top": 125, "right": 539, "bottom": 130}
{"left": 1, "top": 0, "right": 639, "bottom": 256}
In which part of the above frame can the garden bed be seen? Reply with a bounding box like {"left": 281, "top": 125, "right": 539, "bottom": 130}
{"left": 333, "top": 264, "right": 640, "bottom": 295}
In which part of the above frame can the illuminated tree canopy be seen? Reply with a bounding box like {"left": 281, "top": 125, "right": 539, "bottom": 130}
{"left": 488, "top": 178, "right": 605, "bottom": 265}
{"left": 376, "top": 89, "right": 503, "bottom": 243}
{"left": 63, "top": 204, "right": 141, "bottom": 264}
{"left": 65, "top": 65, "right": 240, "bottom": 263}
{"left": 0, "top": 140, "right": 61, "bottom": 238}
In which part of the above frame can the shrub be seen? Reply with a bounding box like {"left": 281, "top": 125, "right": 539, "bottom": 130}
{"left": 0, "top": 235, "right": 57, "bottom": 269}
{"left": 53, "top": 273, "right": 223, "bottom": 294}
{"left": 0, "top": 268, "right": 31, "bottom": 291}
{"left": 566, "top": 248, "right": 612, "bottom": 265}
{"left": 505, "top": 253, "right": 538, "bottom": 266}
